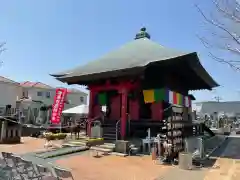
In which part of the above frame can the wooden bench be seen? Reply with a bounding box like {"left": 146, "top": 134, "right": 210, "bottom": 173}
{"left": 90, "top": 147, "right": 112, "bottom": 157}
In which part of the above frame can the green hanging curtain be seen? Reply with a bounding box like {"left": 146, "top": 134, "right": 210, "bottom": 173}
{"left": 98, "top": 92, "right": 107, "bottom": 105}
{"left": 154, "top": 88, "right": 165, "bottom": 102}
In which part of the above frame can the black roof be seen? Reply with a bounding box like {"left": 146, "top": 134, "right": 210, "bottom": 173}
{"left": 51, "top": 28, "right": 219, "bottom": 89}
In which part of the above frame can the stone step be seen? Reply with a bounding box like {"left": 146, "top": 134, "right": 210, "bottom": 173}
{"left": 98, "top": 144, "right": 115, "bottom": 150}
{"left": 111, "top": 152, "right": 128, "bottom": 157}
{"left": 103, "top": 134, "right": 116, "bottom": 140}
{"left": 103, "top": 128, "right": 120, "bottom": 132}
{"left": 103, "top": 132, "right": 115, "bottom": 136}
{"left": 104, "top": 143, "right": 116, "bottom": 146}
{"left": 90, "top": 146, "right": 113, "bottom": 153}
{"left": 71, "top": 139, "right": 88, "bottom": 143}
{"left": 62, "top": 143, "right": 80, "bottom": 147}
{"left": 65, "top": 140, "right": 88, "bottom": 146}
{"left": 103, "top": 130, "right": 116, "bottom": 134}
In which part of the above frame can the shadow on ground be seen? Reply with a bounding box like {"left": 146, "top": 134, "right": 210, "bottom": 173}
{"left": 203, "top": 136, "right": 240, "bottom": 168}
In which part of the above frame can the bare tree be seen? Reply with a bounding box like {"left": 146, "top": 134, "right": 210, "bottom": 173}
{"left": 195, "top": 0, "right": 240, "bottom": 70}
{"left": 0, "top": 42, "right": 6, "bottom": 65}
{"left": 0, "top": 42, "right": 6, "bottom": 54}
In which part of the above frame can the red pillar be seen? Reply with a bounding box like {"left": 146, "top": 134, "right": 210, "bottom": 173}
{"left": 87, "top": 89, "right": 95, "bottom": 136}
{"left": 160, "top": 102, "right": 163, "bottom": 120}
{"left": 151, "top": 102, "right": 163, "bottom": 120}
{"left": 120, "top": 88, "right": 128, "bottom": 139}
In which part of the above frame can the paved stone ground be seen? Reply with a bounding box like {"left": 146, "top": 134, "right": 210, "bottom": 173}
{"left": 0, "top": 137, "right": 45, "bottom": 154}
{"left": 203, "top": 136, "right": 240, "bottom": 180}
{"left": 1, "top": 136, "right": 240, "bottom": 180}
{"left": 0, "top": 137, "right": 170, "bottom": 179}
{"left": 153, "top": 136, "right": 240, "bottom": 180}
{"left": 56, "top": 153, "right": 171, "bottom": 180}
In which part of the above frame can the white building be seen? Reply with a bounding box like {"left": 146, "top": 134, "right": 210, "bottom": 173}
{"left": 0, "top": 77, "right": 88, "bottom": 114}
{"left": 18, "top": 81, "right": 88, "bottom": 125}
{"left": 0, "top": 76, "right": 22, "bottom": 114}
{"left": 0, "top": 76, "right": 88, "bottom": 125}
{"left": 20, "top": 81, "right": 88, "bottom": 109}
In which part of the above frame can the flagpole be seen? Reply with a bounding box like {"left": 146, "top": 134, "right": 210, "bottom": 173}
{"left": 60, "top": 117, "right": 62, "bottom": 133}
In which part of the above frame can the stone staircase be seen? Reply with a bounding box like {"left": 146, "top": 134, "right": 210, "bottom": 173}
{"left": 63, "top": 138, "right": 141, "bottom": 156}
{"left": 90, "top": 142, "right": 139, "bottom": 156}
{"left": 102, "top": 120, "right": 120, "bottom": 141}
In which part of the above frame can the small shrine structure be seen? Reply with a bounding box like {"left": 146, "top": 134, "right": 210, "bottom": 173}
{"left": 0, "top": 116, "right": 21, "bottom": 144}
{"left": 51, "top": 28, "right": 219, "bottom": 141}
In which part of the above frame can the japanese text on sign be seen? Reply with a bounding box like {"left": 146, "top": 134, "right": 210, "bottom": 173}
{"left": 50, "top": 88, "right": 67, "bottom": 124}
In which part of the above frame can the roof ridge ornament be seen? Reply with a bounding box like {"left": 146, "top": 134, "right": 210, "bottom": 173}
{"left": 135, "top": 27, "right": 151, "bottom": 40}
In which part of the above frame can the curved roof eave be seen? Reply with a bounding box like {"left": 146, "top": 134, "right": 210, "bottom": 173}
{"left": 50, "top": 74, "right": 65, "bottom": 78}
{"left": 54, "top": 52, "right": 220, "bottom": 90}
{"left": 50, "top": 71, "right": 71, "bottom": 78}
{"left": 188, "top": 53, "right": 219, "bottom": 89}
{"left": 50, "top": 37, "right": 219, "bottom": 89}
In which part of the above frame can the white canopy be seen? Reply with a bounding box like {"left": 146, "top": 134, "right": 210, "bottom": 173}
{"left": 62, "top": 104, "right": 89, "bottom": 114}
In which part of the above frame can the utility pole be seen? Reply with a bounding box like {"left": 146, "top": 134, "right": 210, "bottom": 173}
{"left": 214, "top": 96, "right": 222, "bottom": 102}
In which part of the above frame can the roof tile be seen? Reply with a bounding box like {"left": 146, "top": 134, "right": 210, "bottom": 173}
{"left": 0, "top": 76, "right": 19, "bottom": 84}
{"left": 20, "top": 81, "right": 54, "bottom": 89}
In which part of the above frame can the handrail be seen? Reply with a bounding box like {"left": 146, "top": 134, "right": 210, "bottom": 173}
{"left": 116, "top": 119, "right": 121, "bottom": 140}
{"left": 87, "top": 116, "right": 100, "bottom": 128}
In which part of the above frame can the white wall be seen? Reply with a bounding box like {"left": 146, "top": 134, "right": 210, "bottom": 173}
{"left": 23, "top": 87, "right": 88, "bottom": 109}
{"left": 0, "top": 82, "right": 22, "bottom": 108}
{"left": 65, "top": 92, "right": 88, "bottom": 109}
{"left": 25, "top": 87, "right": 55, "bottom": 105}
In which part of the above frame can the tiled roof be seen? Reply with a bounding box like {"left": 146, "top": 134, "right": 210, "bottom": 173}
{"left": 52, "top": 37, "right": 218, "bottom": 89}
{"left": 0, "top": 76, "right": 19, "bottom": 85}
{"left": 20, "top": 81, "right": 54, "bottom": 89}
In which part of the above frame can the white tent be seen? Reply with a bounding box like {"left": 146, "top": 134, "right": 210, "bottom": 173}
{"left": 62, "top": 104, "right": 89, "bottom": 114}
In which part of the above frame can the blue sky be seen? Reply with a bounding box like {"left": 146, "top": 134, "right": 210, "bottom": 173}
{"left": 0, "top": 0, "right": 240, "bottom": 102}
